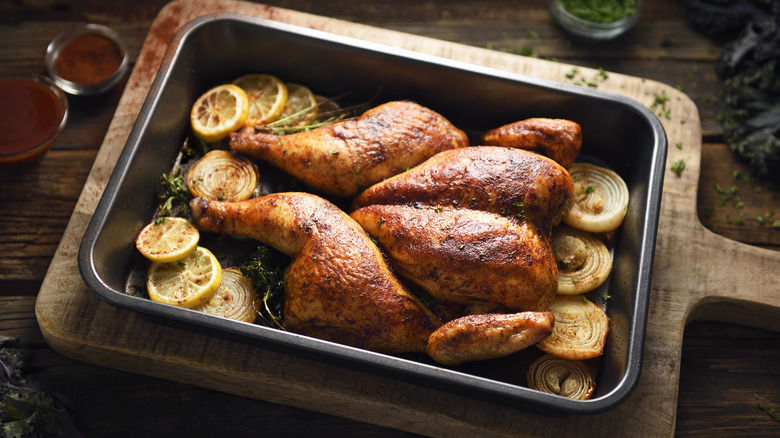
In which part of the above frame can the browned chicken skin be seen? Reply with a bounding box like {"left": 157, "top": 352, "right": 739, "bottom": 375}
{"left": 229, "top": 100, "right": 469, "bottom": 197}
{"left": 189, "top": 193, "right": 439, "bottom": 354}
{"left": 427, "top": 312, "right": 555, "bottom": 366}
{"left": 350, "top": 146, "right": 573, "bottom": 319}
{"left": 350, "top": 204, "right": 558, "bottom": 311}
{"left": 481, "top": 118, "right": 582, "bottom": 169}
{"left": 189, "top": 192, "right": 556, "bottom": 365}
{"left": 352, "top": 146, "right": 575, "bottom": 236}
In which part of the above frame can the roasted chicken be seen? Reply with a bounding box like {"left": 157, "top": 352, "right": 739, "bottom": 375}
{"left": 481, "top": 118, "right": 582, "bottom": 169}
{"left": 190, "top": 193, "right": 439, "bottom": 354}
{"left": 229, "top": 100, "right": 469, "bottom": 197}
{"left": 189, "top": 192, "right": 554, "bottom": 365}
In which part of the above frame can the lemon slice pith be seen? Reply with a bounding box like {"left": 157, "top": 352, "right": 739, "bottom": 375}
{"left": 276, "top": 83, "right": 318, "bottom": 128}
{"left": 135, "top": 217, "right": 200, "bottom": 263}
{"left": 147, "top": 246, "right": 222, "bottom": 308}
{"left": 190, "top": 84, "right": 249, "bottom": 143}
{"left": 232, "top": 74, "right": 288, "bottom": 127}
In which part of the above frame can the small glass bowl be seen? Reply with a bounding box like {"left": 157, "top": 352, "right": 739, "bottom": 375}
{"left": 45, "top": 23, "right": 129, "bottom": 96}
{"left": 549, "top": 0, "right": 642, "bottom": 41}
{"left": 0, "top": 74, "right": 68, "bottom": 165}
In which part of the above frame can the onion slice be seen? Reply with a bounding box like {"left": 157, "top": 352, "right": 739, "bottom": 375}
{"left": 536, "top": 295, "right": 609, "bottom": 360}
{"left": 552, "top": 226, "right": 612, "bottom": 295}
{"left": 526, "top": 354, "right": 595, "bottom": 400}
{"left": 187, "top": 149, "right": 259, "bottom": 202}
{"left": 563, "top": 162, "right": 629, "bottom": 233}
{"left": 193, "top": 267, "right": 258, "bottom": 323}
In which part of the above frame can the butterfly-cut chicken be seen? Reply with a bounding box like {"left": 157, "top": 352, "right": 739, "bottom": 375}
{"left": 189, "top": 192, "right": 554, "bottom": 365}
{"left": 229, "top": 100, "right": 469, "bottom": 198}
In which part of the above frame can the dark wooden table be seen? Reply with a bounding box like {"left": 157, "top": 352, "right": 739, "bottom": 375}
{"left": 2, "top": 1, "right": 779, "bottom": 436}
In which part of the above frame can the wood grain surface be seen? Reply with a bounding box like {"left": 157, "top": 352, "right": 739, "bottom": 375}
{"left": 2, "top": 1, "right": 779, "bottom": 436}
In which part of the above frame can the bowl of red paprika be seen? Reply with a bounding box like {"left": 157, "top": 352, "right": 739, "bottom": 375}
{"left": 45, "top": 23, "right": 129, "bottom": 96}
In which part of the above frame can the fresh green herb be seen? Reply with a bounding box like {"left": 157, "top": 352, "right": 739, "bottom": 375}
{"left": 239, "top": 245, "right": 288, "bottom": 329}
{"left": 556, "top": 0, "right": 638, "bottom": 23}
{"left": 514, "top": 201, "right": 526, "bottom": 219}
{"left": 584, "top": 185, "right": 595, "bottom": 194}
{"left": 649, "top": 91, "right": 672, "bottom": 120}
{"left": 329, "top": 150, "right": 339, "bottom": 155}
{"left": 580, "top": 294, "right": 588, "bottom": 302}
{"left": 157, "top": 169, "right": 192, "bottom": 216}
{"left": 377, "top": 218, "right": 386, "bottom": 226}
{"left": 671, "top": 159, "right": 686, "bottom": 177}
{"left": 754, "top": 395, "right": 780, "bottom": 423}
{"left": 435, "top": 206, "right": 444, "bottom": 213}
{"left": 153, "top": 216, "right": 168, "bottom": 225}
{"left": 177, "top": 260, "right": 187, "bottom": 270}
{"left": 676, "top": 142, "right": 683, "bottom": 150}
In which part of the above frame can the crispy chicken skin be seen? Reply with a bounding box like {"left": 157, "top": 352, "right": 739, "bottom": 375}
{"left": 189, "top": 193, "right": 439, "bottom": 354}
{"left": 427, "top": 311, "right": 555, "bottom": 366}
{"left": 350, "top": 204, "right": 558, "bottom": 311}
{"left": 352, "top": 146, "right": 575, "bottom": 236}
{"left": 229, "top": 100, "right": 468, "bottom": 198}
{"left": 481, "top": 118, "right": 582, "bottom": 169}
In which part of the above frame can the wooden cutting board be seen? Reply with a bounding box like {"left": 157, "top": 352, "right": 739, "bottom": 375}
{"left": 35, "top": 1, "right": 780, "bottom": 436}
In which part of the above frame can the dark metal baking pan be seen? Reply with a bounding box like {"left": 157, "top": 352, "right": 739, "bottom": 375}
{"left": 78, "top": 13, "right": 666, "bottom": 415}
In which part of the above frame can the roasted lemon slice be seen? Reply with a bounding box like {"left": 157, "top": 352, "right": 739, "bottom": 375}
{"left": 275, "top": 83, "right": 318, "bottom": 128}
{"left": 135, "top": 217, "right": 199, "bottom": 263}
{"left": 232, "top": 74, "right": 288, "bottom": 127}
{"left": 147, "top": 246, "right": 222, "bottom": 308}
{"left": 190, "top": 84, "right": 249, "bottom": 143}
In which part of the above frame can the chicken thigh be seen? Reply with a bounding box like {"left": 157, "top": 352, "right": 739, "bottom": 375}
{"left": 229, "top": 100, "right": 469, "bottom": 198}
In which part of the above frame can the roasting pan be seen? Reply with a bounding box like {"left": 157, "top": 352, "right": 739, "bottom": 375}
{"left": 78, "top": 13, "right": 666, "bottom": 415}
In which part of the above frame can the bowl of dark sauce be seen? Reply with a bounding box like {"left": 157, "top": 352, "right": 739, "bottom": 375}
{"left": 0, "top": 74, "right": 68, "bottom": 165}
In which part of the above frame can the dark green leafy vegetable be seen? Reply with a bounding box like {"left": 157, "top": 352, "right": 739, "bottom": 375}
{"left": 685, "top": 1, "right": 780, "bottom": 178}
{"left": 1, "top": 336, "right": 83, "bottom": 438}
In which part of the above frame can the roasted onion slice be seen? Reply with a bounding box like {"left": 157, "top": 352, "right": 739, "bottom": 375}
{"left": 187, "top": 149, "right": 259, "bottom": 202}
{"left": 194, "top": 267, "right": 259, "bottom": 323}
{"left": 536, "top": 295, "right": 609, "bottom": 360}
{"left": 526, "top": 354, "right": 595, "bottom": 400}
{"left": 563, "top": 162, "right": 629, "bottom": 233}
{"left": 552, "top": 226, "right": 612, "bottom": 295}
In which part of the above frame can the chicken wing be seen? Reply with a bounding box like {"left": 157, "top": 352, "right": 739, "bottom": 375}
{"left": 481, "top": 118, "right": 582, "bottom": 169}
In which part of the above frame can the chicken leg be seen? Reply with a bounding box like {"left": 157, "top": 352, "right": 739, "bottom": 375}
{"left": 189, "top": 193, "right": 439, "bottom": 354}
{"left": 229, "top": 100, "right": 469, "bottom": 197}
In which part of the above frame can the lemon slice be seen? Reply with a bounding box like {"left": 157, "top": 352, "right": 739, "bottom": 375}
{"left": 276, "top": 83, "right": 318, "bottom": 127}
{"left": 135, "top": 217, "right": 200, "bottom": 263}
{"left": 147, "top": 246, "right": 223, "bottom": 308}
{"left": 190, "top": 84, "right": 249, "bottom": 143}
{"left": 232, "top": 74, "right": 288, "bottom": 127}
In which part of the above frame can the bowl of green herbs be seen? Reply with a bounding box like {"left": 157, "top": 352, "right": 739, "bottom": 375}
{"left": 550, "top": 0, "right": 642, "bottom": 40}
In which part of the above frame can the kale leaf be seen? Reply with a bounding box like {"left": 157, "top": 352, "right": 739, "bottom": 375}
{"left": 1, "top": 336, "right": 83, "bottom": 438}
